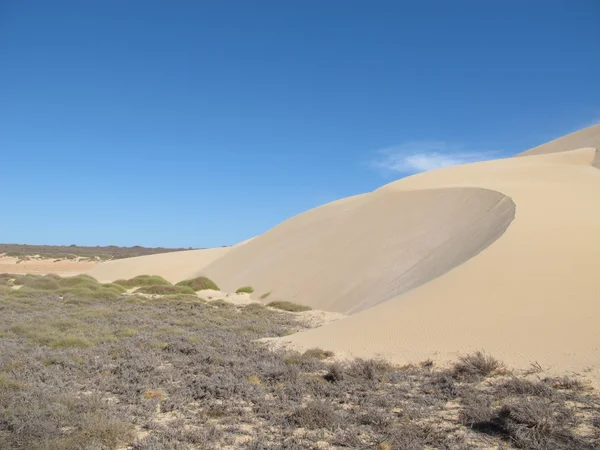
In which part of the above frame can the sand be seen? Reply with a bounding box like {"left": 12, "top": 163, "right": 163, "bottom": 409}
{"left": 0, "top": 256, "right": 96, "bottom": 276}
{"left": 87, "top": 247, "right": 233, "bottom": 283}
{"left": 518, "top": 123, "right": 600, "bottom": 156}
{"left": 200, "top": 189, "right": 515, "bottom": 313}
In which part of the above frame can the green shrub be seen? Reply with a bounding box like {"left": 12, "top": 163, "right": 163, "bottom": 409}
{"left": 58, "top": 274, "right": 98, "bottom": 287}
{"left": 175, "top": 276, "right": 219, "bottom": 291}
{"left": 235, "top": 286, "right": 254, "bottom": 294}
{"left": 259, "top": 291, "right": 272, "bottom": 299}
{"left": 267, "top": 300, "right": 311, "bottom": 312}
{"left": 101, "top": 283, "right": 127, "bottom": 293}
{"left": 113, "top": 275, "right": 171, "bottom": 288}
{"left": 22, "top": 277, "right": 60, "bottom": 291}
{"left": 134, "top": 285, "right": 195, "bottom": 295}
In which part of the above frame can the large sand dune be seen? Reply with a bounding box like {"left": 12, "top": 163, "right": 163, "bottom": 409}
{"left": 274, "top": 147, "right": 600, "bottom": 376}
{"left": 200, "top": 188, "right": 515, "bottom": 313}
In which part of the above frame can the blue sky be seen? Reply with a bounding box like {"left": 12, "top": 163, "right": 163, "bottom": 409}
{"left": 1, "top": 1, "right": 599, "bottom": 248}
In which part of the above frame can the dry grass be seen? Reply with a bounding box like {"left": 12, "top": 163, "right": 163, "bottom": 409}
{"left": 0, "top": 274, "right": 598, "bottom": 449}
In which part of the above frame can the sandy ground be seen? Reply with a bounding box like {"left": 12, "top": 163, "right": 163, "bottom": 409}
{"left": 0, "top": 256, "right": 96, "bottom": 276}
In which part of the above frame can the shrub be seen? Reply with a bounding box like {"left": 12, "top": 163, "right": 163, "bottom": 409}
{"left": 59, "top": 274, "right": 98, "bottom": 287}
{"left": 288, "top": 401, "right": 340, "bottom": 430}
{"left": 235, "top": 286, "right": 254, "bottom": 294}
{"left": 113, "top": 275, "right": 171, "bottom": 288}
{"left": 259, "top": 291, "right": 272, "bottom": 299}
{"left": 134, "top": 285, "right": 196, "bottom": 295}
{"left": 101, "top": 283, "right": 127, "bottom": 293}
{"left": 494, "top": 398, "right": 582, "bottom": 449}
{"left": 266, "top": 300, "right": 311, "bottom": 312}
{"left": 302, "top": 348, "right": 334, "bottom": 360}
{"left": 175, "top": 276, "right": 219, "bottom": 291}
{"left": 21, "top": 276, "right": 60, "bottom": 291}
{"left": 452, "top": 351, "right": 504, "bottom": 379}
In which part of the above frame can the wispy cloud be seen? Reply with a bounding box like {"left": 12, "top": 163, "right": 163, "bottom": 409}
{"left": 371, "top": 141, "right": 500, "bottom": 175}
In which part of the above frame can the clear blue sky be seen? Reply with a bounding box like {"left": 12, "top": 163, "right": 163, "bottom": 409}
{"left": 1, "top": 1, "right": 599, "bottom": 247}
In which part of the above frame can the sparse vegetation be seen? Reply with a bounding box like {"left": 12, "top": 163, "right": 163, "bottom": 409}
{"left": 259, "top": 290, "right": 272, "bottom": 299}
{"left": 0, "top": 243, "right": 194, "bottom": 261}
{"left": 134, "top": 285, "right": 196, "bottom": 295}
{"left": 0, "top": 274, "right": 598, "bottom": 449}
{"left": 452, "top": 350, "right": 505, "bottom": 379}
{"left": 175, "top": 276, "right": 219, "bottom": 291}
{"left": 267, "top": 300, "right": 312, "bottom": 312}
{"left": 236, "top": 286, "right": 254, "bottom": 294}
{"left": 113, "top": 275, "right": 171, "bottom": 288}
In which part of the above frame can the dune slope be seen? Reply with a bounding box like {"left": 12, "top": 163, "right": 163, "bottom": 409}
{"left": 200, "top": 189, "right": 515, "bottom": 313}
{"left": 518, "top": 123, "right": 600, "bottom": 156}
{"left": 87, "top": 247, "right": 232, "bottom": 283}
{"left": 277, "top": 147, "right": 600, "bottom": 375}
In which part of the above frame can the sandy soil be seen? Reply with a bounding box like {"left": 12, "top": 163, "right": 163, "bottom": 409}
{"left": 0, "top": 256, "right": 96, "bottom": 276}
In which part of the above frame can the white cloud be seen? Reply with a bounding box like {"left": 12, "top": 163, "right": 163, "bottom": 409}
{"left": 371, "top": 141, "right": 499, "bottom": 175}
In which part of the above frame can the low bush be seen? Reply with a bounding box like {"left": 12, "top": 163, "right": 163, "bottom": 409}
{"left": 113, "top": 275, "right": 171, "bottom": 288}
{"left": 452, "top": 351, "right": 504, "bottom": 380}
{"left": 134, "top": 285, "right": 196, "bottom": 295}
{"left": 175, "top": 276, "right": 219, "bottom": 291}
{"left": 266, "top": 300, "right": 311, "bottom": 312}
{"left": 235, "top": 286, "right": 254, "bottom": 294}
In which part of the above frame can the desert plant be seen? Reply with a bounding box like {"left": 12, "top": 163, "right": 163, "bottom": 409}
{"left": 235, "top": 286, "right": 254, "bottom": 294}
{"left": 266, "top": 300, "right": 311, "bottom": 312}
{"left": 175, "top": 276, "right": 219, "bottom": 291}
{"left": 302, "top": 348, "right": 334, "bottom": 360}
{"left": 259, "top": 291, "right": 272, "bottom": 299}
{"left": 113, "top": 275, "right": 171, "bottom": 288}
{"left": 452, "top": 351, "right": 504, "bottom": 379}
{"left": 134, "top": 285, "right": 196, "bottom": 295}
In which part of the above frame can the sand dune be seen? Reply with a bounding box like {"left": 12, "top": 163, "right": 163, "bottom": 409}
{"left": 274, "top": 147, "right": 600, "bottom": 376}
{"left": 87, "top": 247, "right": 232, "bottom": 283}
{"left": 200, "top": 189, "right": 515, "bottom": 313}
{"left": 518, "top": 123, "right": 600, "bottom": 156}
